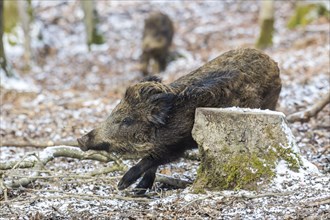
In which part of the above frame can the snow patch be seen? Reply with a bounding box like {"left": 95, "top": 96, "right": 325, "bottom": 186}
{"left": 280, "top": 118, "right": 300, "bottom": 153}
{"left": 272, "top": 159, "right": 320, "bottom": 191}
{"left": 199, "top": 107, "right": 287, "bottom": 117}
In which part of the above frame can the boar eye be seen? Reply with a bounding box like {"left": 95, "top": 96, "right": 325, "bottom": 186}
{"left": 121, "top": 117, "right": 134, "bottom": 126}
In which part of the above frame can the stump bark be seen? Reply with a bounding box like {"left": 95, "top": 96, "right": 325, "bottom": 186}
{"left": 192, "top": 107, "right": 304, "bottom": 192}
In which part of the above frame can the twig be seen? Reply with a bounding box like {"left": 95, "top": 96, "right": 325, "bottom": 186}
{"left": 0, "top": 146, "right": 126, "bottom": 195}
{"left": 0, "top": 174, "right": 8, "bottom": 201}
{"left": 238, "top": 191, "right": 292, "bottom": 199}
{"left": 0, "top": 190, "right": 151, "bottom": 204}
{"left": 179, "top": 195, "right": 213, "bottom": 211}
{"left": 287, "top": 92, "right": 330, "bottom": 123}
{"left": 7, "top": 168, "right": 41, "bottom": 189}
{"left": 0, "top": 146, "right": 113, "bottom": 170}
{"left": 0, "top": 140, "right": 78, "bottom": 148}
{"left": 155, "top": 174, "right": 192, "bottom": 189}
{"left": 12, "top": 153, "right": 34, "bottom": 170}
{"left": 90, "top": 165, "right": 126, "bottom": 176}
{"left": 7, "top": 157, "right": 44, "bottom": 189}
{"left": 179, "top": 191, "right": 293, "bottom": 211}
{"left": 303, "top": 197, "right": 330, "bottom": 207}
{"left": 8, "top": 174, "right": 121, "bottom": 181}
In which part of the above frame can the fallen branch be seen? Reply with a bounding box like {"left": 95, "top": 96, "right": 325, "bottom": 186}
{"left": 8, "top": 174, "right": 120, "bottom": 181}
{"left": 287, "top": 92, "right": 330, "bottom": 123}
{"left": 0, "top": 140, "right": 78, "bottom": 148}
{"left": 0, "top": 140, "right": 140, "bottom": 161}
{"left": 0, "top": 146, "right": 126, "bottom": 195}
{"left": 0, "top": 146, "right": 117, "bottom": 170}
{"left": 0, "top": 146, "right": 193, "bottom": 196}
{"left": 7, "top": 164, "right": 43, "bottom": 189}
{"left": 238, "top": 191, "right": 292, "bottom": 199}
{"left": 0, "top": 173, "right": 8, "bottom": 201}
{"left": 155, "top": 174, "right": 192, "bottom": 189}
{"left": 303, "top": 196, "right": 330, "bottom": 207}
{"left": 5, "top": 171, "right": 191, "bottom": 196}
{"left": 0, "top": 190, "right": 151, "bottom": 204}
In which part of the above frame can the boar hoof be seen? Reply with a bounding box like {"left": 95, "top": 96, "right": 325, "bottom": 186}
{"left": 118, "top": 166, "right": 142, "bottom": 190}
{"left": 133, "top": 167, "right": 157, "bottom": 195}
{"left": 117, "top": 176, "right": 133, "bottom": 190}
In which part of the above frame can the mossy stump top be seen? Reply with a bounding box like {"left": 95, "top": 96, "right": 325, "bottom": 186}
{"left": 192, "top": 107, "right": 303, "bottom": 192}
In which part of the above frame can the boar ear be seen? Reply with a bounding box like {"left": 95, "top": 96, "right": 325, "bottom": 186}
{"left": 147, "top": 93, "right": 176, "bottom": 126}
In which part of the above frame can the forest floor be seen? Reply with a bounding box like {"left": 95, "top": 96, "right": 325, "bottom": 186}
{"left": 0, "top": 1, "right": 329, "bottom": 219}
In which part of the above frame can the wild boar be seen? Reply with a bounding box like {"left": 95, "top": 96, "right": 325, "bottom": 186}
{"left": 140, "top": 11, "right": 174, "bottom": 76}
{"left": 78, "top": 48, "right": 282, "bottom": 194}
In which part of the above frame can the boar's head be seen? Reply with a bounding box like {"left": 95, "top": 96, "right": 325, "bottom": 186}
{"left": 142, "top": 12, "right": 173, "bottom": 52}
{"left": 77, "top": 77, "right": 176, "bottom": 156}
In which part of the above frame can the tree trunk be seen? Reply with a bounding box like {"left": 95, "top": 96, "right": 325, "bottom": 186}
{"left": 0, "top": 0, "right": 12, "bottom": 77}
{"left": 17, "top": 0, "right": 32, "bottom": 67}
{"left": 191, "top": 108, "right": 316, "bottom": 193}
{"left": 81, "top": 0, "right": 104, "bottom": 50}
{"left": 255, "top": 0, "right": 275, "bottom": 49}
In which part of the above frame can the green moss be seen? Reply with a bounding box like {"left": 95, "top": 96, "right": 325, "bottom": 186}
{"left": 192, "top": 170, "right": 207, "bottom": 194}
{"left": 193, "top": 143, "right": 303, "bottom": 192}
{"left": 222, "top": 151, "right": 276, "bottom": 190}
{"left": 272, "top": 144, "right": 302, "bottom": 172}
{"left": 264, "top": 125, "right": 302, "bottom": 171}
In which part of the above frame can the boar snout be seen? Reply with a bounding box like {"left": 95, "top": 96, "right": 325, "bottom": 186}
{"left": 77, "top": 129, "right": 96, "bottom": 151}
{"left": 77, "top": 129, "right": 111, "bottom": 152}
{"left": 77, "top": 134, "right": 90, "bottom": 151}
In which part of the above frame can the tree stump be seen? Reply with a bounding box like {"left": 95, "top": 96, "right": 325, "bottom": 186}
{"left": 192, "top": 107, "right": 306, "bottom": 192}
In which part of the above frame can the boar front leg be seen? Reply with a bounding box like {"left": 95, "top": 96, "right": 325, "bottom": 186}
{"left": 140, "top": 52, "right": 150, "bottom": 76}
{"left": 133, "top": 166, "right": 158, "bottom": 195}
{"left": 117, "top": 155, "right": 159, "bottom": 190}
{"left": 153, "top": 53, "right": 167, "bottom": 73}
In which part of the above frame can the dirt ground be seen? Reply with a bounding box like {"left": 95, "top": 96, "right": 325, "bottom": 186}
{"left": 0, "top": 1, "right": 329, "bottom": 219}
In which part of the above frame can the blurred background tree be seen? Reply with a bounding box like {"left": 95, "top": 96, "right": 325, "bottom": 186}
{"left": 17, "top": 0, "right": 33, "bottom": 67}
{"left": 1, "top": 0, "right": 32, "bottom": 74}
{"left": 255, "top": 0, "right": 274, "bottom": 49}
{"left": 0, "top": 0, "right": 13, "bottom": 77}
{"left": 256, "top": 0, "right": 329, "bottom": 49}
{"left": 81, "top": 0, "right": 105, "bottom": 50}
{"left": 287, "top": 1, "right": 330, "bottom": 29}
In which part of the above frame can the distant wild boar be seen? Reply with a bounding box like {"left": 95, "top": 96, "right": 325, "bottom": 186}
{"left": 140, "top": 11, "right": 174, "bottom": 76}
{"left": 78, "top": 48, "right": 282, "bottom": 194}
